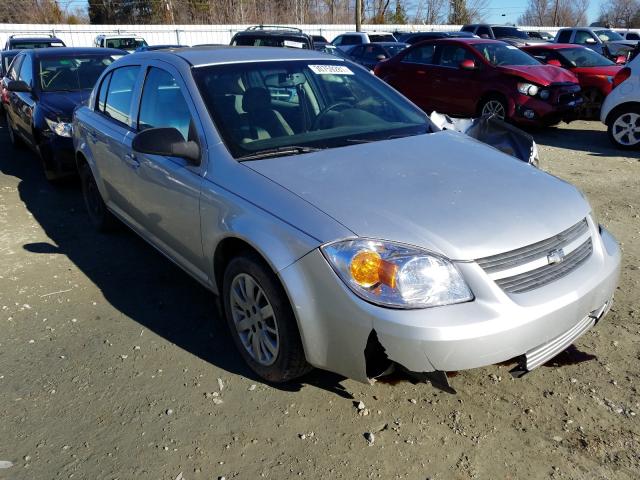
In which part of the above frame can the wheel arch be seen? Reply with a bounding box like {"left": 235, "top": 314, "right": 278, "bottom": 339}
{"left": 477, "top": 90, "right": 510, "bottom": 116}
{"left": 605, "top": 101, "right": 640, "bottom": 126}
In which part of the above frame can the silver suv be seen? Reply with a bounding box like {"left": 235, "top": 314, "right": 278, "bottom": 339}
{"left": 555, "top": 27, "right": 636, "bottom": 60}
{"left": 72, "top": 47, "right": 620, "bottom": 387}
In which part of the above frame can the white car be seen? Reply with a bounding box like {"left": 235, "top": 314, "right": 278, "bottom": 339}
{"left": 94, "top": 34, "right": 148, "bottom": 53}
{"left": 601, "top": 53, "right": 640, "bottom": 149}
{"left": 331, "top": 31, "right": 397, "bottom": 50}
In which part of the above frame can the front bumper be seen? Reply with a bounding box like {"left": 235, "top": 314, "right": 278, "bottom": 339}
{"left": 279, "top": 226, "right": 620, "bottom": 382}
{"left": 39, "top": 133, "right": 75, "bottom": 175}
{"left": 511, "top": 91, "right": 583, "bottom": 126}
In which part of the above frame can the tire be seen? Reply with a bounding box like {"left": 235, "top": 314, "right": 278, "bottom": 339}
{"left": 479, "top": 94, "right": 508, "bottom": 120}
{"left": 222, "top": 252, "right": 311, "bottom": 383}
{"left": 6, "top": 111, "right": 23, "bottom": 148}
{"left": 36, "top": 143, "right": 60, "bottom": 182}
{"left": 607, "top": 105, "right": 640, "bottom": 150}
{"left": 79, "top": 161, "right": 117, "bottom": 231}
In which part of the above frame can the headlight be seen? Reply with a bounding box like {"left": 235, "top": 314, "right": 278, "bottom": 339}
{"left": 44, "top": 117, "right": 73, "bottom": 137}
{"left": 321, "top": 239, "right": 473, "bottom": 309}
{"left": 538, "top": 89, "right": 550, "bottom": 100}
{"left": 517, "top": 82, "right": 539, "bottom": 96}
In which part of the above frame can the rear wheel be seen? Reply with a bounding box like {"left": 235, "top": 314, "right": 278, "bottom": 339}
{"left": 479, "top": 95, "right": 508, "bottom": 120}
{"left": 607, "top": 105, "right": 640, "bottom": 150}
{"left": 222, "top": 253, "right": 311, "bottom": 383}
{"left": 79, "top": 161, "right": 117, "bottom": 231}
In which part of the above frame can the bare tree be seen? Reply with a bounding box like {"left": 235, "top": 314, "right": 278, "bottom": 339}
{"left": 519, "top": 0, "right": 590, "bottom": 27}
{"left": 598, "top": 0, "right": 640, "bottom": 27}
{"left": 415, "top": 0, "right": 448, "bottom": 24}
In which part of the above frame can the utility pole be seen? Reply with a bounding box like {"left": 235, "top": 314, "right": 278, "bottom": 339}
{"left": 356, "top": 0, "right": 362, "bottom": 32}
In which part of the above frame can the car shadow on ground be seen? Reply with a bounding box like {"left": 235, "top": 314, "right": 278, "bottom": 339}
{"left": 527, "top": 122, "right": 640, "bottom": 159}
{"left": 0, "top": 119, "right": 353, "bottom": 400}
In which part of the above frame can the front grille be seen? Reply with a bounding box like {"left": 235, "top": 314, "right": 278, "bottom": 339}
{"left": 476, "top": 218, "right": 592, "bottom": 294}
{"left": 558, "top": 92, "right": 580, "bottom": 105}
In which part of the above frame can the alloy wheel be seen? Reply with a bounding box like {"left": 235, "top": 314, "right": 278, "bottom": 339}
{"left": 482, "top": 100, "right": 506, "bottom": 119}
{"left": 612, "top": 112, "right": 640, "bottom": 147}
{"left": 229, "top": 273, "right": 279, "bottom": 366}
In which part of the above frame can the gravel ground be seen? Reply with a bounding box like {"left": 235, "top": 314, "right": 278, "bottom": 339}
{"left": 0, "top": 119, "right": 639, "bottom": 480}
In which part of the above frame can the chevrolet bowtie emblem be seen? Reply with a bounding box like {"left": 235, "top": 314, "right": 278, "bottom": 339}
{"left": 547, "top": 248, "right": 565, "bottom": 265}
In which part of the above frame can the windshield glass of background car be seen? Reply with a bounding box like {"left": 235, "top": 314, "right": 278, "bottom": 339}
{"left": 368, "top": 34, "right": 396, "bottom": 42}
{"left": 474, "top": 43, "right": 540, "bottom": 66}
{"left": 233, "top": 35, "right": 309, "bottom": 49}
{"left": 491, "top": 27, "right": 529, "bottom": 39}
{"left": 193, "top": 60, "right": 429, "bottom": 159}
{"left": 105, "top": 38, "right": 147, "bottom": 49}
{"left": 595, "top": 30, "right": 623, "bottom": 41}
{"left": 558, "top": 47, "right": 615, "bottom": 67}
{"left": 39, "top": 55, "right": 119, "bottom": 92}
{"left": 14, "top": 41, "right": 64, "bottom": 49}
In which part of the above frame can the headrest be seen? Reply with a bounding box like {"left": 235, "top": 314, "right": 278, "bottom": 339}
{"left": 242, "top": 87, "right": 271, "bottom": 113}
{"left": 215, "top": 74, "right": 244, "bottom": 95}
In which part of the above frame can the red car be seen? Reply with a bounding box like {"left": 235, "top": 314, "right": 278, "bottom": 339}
{"left": 374, "top": 38, "right": 582, "bottom": 126}
{"left": 522, "top": 43, "right": 623, "bottom": 119}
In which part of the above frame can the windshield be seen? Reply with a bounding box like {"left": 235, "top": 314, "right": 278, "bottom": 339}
{"left": 233, "top": 35, "right": 310, "bottom": 49}
{"left": 558, "top": 47, "right": 615, "bottom": 67}
{"left": 474, "top": 42, "right": 541, "bottom": 66}
{"left": 369, "top": 34, "right": 396, "bottom": 42}
{"left": 39, "top": 55, "right": 121, "bottom": 92}
{"left": 595, "top": 30, "right": 623, "bottom": 42}
{"left": 491, "top": 27, "right": 529, "bottom": 40}
{"left": 13, "top": 41, "right": 64, "bottom": 49}
{"left": 193, "top": 60, "right": 429, "bottom": 159}
{"left": 105, "top": 38, "right": 147, "bottom": 50}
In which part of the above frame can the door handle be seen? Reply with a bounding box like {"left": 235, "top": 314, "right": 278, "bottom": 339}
{"left": 123, "top": 153, "right": 140, "bottom": 169}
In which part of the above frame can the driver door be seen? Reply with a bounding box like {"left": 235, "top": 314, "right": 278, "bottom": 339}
{"left": 123, "top": 63, "right": 207, "bottom": 280}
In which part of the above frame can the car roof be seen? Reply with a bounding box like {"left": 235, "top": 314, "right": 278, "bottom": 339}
{"left": 522, "top": 43, "right": 586, "bottom": 50}
{"left": 27, "top": 47, "right": 127, "bottom": 58}
{"left": 1, "top": 49, "right": 20, "bottom": 56}
{"left": 97, "top": 34, "right": 144, "bottom": 38}
{"left": 10, "top": 37, "right": 64, "bottom": 42}
{"left": 140, "top": 46, "right": 339, "bottom": 67}
{"left": 415, "top": 37, "right": 504, "bottom": 46}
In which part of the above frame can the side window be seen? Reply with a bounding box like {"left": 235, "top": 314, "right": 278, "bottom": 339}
{"left": 103, "top": 66, "right": 140, "bottom": 126}
{"left": 138, "top": 67, "right": 193, "bottom": 142}
{"left": 476, "top": 26, "right": 491, "bottom": 38}
{"left": 461, "top": 26, "right": 475, "bottom": 33}
{"left": 362, "top": 45, "right": 383, "bottom": 60}
{"left": 96, "top": 71, "right": 112, "bottom": 112}
{"left": 574, "top": 30, "right": 593, "bottom": 44}
{"left": 342, "top": 35, "right": 360, "bottom": 46}
{"left": 332, "top": 35, "right": 343, "bottom": 45}
{"left": 7, "top": 54, "right": 23, "bottom": 81}
{"left": 350, "top": 46, "right": 363, "bottom": 57}
{"left": 557, "top": 30, "right": 572, "bottom": 43}
{"left": 438, "top": 45, "right": 475, "bottom": 67}
{"left": 402, "top": 44, "right": 436, "bottom": 64}
{"left": 627, "top": 33, "right": 639, "bottom": 40}
{"left": 18, "top": 55, "right": 33, "bottom": 87}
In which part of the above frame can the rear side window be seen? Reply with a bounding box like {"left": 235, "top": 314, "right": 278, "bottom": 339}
{"left": 103, "top": 66, "right": 140, "bottom": 125}
{"left": 362, "top": 45, "right": 384, "bottom": 60}
{"left": 557, "top": 30, "right": 572, "bottom": 43}
{"left": 18, "top": 55, "right": 33, "bottom": 87}
{"left": 476, "top": 26, "right": 491, "bottom": 38}
{"left": 461, "top": 26, "right": 475, "bottom": 33}
{"left": 402, "top": 44, "right": 436, "bottom": 64}
{"left": 96, "top": 71, "right": 112, "bottom": 112}
{"left": 138, "top": 67, "right": 193, "bottom": 141}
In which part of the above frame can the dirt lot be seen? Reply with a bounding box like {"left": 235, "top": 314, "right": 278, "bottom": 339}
{"left": 0, "top": 118, "right": 639, "bottom": 480}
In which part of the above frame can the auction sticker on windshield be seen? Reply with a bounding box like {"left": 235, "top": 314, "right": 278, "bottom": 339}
{"left": 309, "top": 65, "right": 354, "bottom": 75}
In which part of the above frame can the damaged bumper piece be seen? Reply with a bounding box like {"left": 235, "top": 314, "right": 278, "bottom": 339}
{"left": 279, "top": 223, "right": 620, "bottom": 385}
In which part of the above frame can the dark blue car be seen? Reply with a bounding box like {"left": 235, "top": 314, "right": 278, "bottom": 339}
{"left": 4, "top": 47, "right": 126, "bottom": 180}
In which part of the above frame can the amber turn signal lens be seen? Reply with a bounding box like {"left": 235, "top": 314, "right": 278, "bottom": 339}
{"left": 350, "top": 250, "right": 398, "bottom": 289}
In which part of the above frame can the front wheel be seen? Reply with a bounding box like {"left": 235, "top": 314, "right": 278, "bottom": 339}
{"left": 607, "top": 105, "right": 640, "bottom": 150}
{"left": 479, "top": 96, "right": 508, "bottom": 120}
{"left": 222, "top": 253, "right": 310, "bottom": 383}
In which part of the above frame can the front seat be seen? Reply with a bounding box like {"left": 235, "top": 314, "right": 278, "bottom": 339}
{"left": 241, "top": 87, "right": 294, "bottom": 140}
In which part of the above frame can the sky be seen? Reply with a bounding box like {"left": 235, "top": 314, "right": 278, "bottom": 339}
{"left": 57, "top": 0, "right": 603, "bottom": 26}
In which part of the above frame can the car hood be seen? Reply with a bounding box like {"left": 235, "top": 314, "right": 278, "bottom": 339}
{"left": 40, "top": 90, "right": 92, "bottom": 118}
{"left": 497, "top": 64, "right": 578, "bottom": 85}
{"left": 572, "top": 65, "right": 621, "bottom": 76}
{"left": 246, "top": 131, "right": 590, "bottom": 260}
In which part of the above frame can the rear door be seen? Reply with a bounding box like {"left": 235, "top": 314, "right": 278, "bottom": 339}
{"left": 88, "top": 65, "right": 142, "bottom": 211}
{"left": 389, "top": 43, "right": 438, "bottom": 112}
{"left": 123, "top": 63, "right": 206, "bottom": 278}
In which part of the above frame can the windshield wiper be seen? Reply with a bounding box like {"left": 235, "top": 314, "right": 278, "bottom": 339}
{"left": 237, "top": 146, "right": 323, "bottom": 161}
{"left": 346, "top": 131, "right": 426, "bottom": 144}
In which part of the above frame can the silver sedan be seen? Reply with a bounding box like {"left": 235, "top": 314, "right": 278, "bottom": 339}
{"left": 72, "top": 47, "right": 620, "bottom": 386}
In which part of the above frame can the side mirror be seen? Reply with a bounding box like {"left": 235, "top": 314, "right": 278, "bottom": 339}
{"left": 546, "top": 59, "right": 562, "bottom": 67}
{"left": 132, "top": 127, "right": 200, "bottom": 164}
{"left": 7, "top": 79, "right": 31, "bottom": 93}
{"left": 376, "top": 54, "right": 387, "bottom": 61}
{"left": 584, "top": 37, "right": 597, "bottom": 44}
{"left": 615, "top": 55, "right": 627, "bottom": 65}
{"left": 459, "top": 59, "right": 476, "bottom": 70}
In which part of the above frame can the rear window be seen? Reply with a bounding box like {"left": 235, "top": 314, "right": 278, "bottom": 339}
{"left": 232, "top": 35, "right": 309, "bottom": 49}
{"left": 105, "top": 38, "right": 147, "bottom": 50}
{"left": 491, "top": 27, "right": 529, "bottom": 39}
{"left": 12, "top": 41, "right": 64, "bottom": 49}
{"left": 369, "top": 34, "right": 396, "bottom": 42}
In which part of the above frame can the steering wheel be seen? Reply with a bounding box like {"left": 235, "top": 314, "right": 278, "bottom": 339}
{"left": 311, "top": 102, "right": 352, "bottom": 130}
